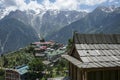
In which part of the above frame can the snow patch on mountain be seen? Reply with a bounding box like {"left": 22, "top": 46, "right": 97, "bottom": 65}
{"left": 101, "top": 5, "right": 116, "bottom": 13}
{"left": 0, "top": 6, "right": 17, "bottom": 19}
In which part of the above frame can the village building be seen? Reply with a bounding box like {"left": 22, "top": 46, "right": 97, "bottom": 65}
{"left": 32, "top": 40, "right": 55, "bottom": 57}
{"left": 34, "top": 47, "right": 46, "bottom": 57}
{"left": 5, "top": 65, "right": 29, "bottom": 80}
{"left": 32, "top": 40, "right": 55, "bottom": 48}
{"left": 32, "top": 38, "right": 66, "bottom": 61}
{"left": 46, "top": 48, "right": 66, "bottom": 62}
{"left": 62, "top": 33, "right": 120, "bottom": 80}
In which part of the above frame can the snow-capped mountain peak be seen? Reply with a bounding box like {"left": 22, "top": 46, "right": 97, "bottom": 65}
{"left": 0, "top": 6, "right": 17, "bottom": 19}
{"left": 100, "top": 5, "right": 116, "bottom": 13}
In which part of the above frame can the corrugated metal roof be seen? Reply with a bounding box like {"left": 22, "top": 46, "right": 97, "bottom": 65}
{"left": 16, "top": 66, "right": 29, "bottom": 75}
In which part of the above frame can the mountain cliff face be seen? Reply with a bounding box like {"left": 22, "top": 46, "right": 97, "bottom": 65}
{"left": 4, "top": 10, "right": 87, "bottom": 37}
{"left": 0, "top": 18, "right": 39, "bottom": 54}
{"left": 46, "top": 6, "right": 120, "bottom": 44}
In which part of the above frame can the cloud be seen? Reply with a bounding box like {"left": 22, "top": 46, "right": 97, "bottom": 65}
{"left": 0, "top": 0, "right": 44, "bottom": 12}
{"left": 0, "top": 0, "right": 119, "bottom": 12}
{"left": 79, "top": 0, "right": 108, "bottom": 6}
{"left": 27, "top": 0, "right": 44, "bottom": 10}
{"left": 4, "top": 0, "right": 17, "bottom": 6}
{"left": 3, "top": 0, "right": 26, "bottom": 7}
{"left": 40, "top": 0, "right": 79, "bottom": 10}
{"left": 109, "top": 0, "right": 114, "bottom": 2}
{"left": 0, "top": 0, "right": 26, "bottom": 11}
{"left": 53, "top": 0, "right": 79, "bottom": 10}
{"left": 42, "top": 0, "right": 54, "bottom": 9}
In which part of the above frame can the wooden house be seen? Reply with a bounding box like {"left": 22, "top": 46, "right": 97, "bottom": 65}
{"left": 5, "top": 65, "right": 29, "bottom": 80}
{"left": 62, "top": 33, "right": 120, "bottom": 80}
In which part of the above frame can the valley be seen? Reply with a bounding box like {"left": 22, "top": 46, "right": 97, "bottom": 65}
{"left": 0, "top": 2, "right": 120, "bottom": 79}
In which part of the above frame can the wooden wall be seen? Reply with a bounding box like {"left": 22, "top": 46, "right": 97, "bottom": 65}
{"left": 69, "top": 62, "right": 83, "bottom": 80}
{"left": 87, "top": 70, "right": 120, "bottom": 80}
{"left": 69, "top": 62, "right": 120, "bottom": 80}
{"left": 5, "top": 70, "right": 20, "bottom": 80}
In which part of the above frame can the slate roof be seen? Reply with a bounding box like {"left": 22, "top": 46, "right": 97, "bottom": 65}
{"left": 74, "top": 34, "right": 120, "bottom": 44}
{"left": 63, "top": 33, "right": 120, "bottom": 69}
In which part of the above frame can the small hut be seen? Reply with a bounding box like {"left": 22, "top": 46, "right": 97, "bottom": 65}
{"left": 62, "top": 33, "right": 120, "bottom": 80}
{"left": 5, "top": 65, "right": 29, "bottom": 80}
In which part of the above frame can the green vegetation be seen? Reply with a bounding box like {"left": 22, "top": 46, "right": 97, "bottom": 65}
{"left": 43, "top": 59, "right": 68, "bottom": 79}
{"left": 28, "top": 58, "right": 68, "bottom": 80}
{"left": 67, "top": 38, "right": 73, "bottom": 49}
{"left": 0, "top": 46, "right": 35, "bottom": 68}
{"left": 28, "top": 58, "right": 45, "bottom": 80}
{"left": 29, "top": 58, "right": 45, "bottom": 72}
{"left": 0, "top": 45, "right": 68, "bottom": 80}
{"left": 0, "top": 69, "right": 5, "bottom": 80}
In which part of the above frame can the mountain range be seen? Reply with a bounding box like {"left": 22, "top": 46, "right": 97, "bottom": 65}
{"left": 0, "top": 8, "right": 87, "bottom": 54}
{"left": 46, "top": 6, "right": 120, "bottom": 44}
{"left": 0, "top": 5, "right": 120, "bottom": 53}
{"left": 4, "top": 9, "right": 87, "bottom": 37}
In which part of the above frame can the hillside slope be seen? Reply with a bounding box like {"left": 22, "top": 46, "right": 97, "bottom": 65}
{"left": 0, "top": 18, "right": 39, "bottom": 54}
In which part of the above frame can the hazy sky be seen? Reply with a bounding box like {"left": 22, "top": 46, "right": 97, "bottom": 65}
{"left": 0, "top": 0, "right": 120, "bottom": 12}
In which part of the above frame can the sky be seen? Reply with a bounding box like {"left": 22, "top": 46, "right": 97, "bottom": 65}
{"left": 0, "top": 0, "right": 120, "bottom": 12}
